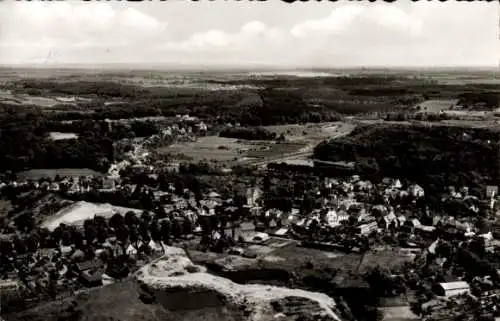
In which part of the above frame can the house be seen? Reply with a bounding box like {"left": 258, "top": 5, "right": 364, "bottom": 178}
{"left": 357, "top": 221, "right": 378, "bottom": 235}
{"left": 379, "top": 212, "right": 396, "bottom": 229}
{"left": 38, "top": 248, "right": 57, "bottom": 261}
{"left": 415, "top": 225, "right": 436, "bottom": 237}
{"left": 0, "top": 280, "right": 19, "bottom": 296}
{"left": 60, "top": 245, "right": 73, "bottom": 256}
{"left": 434, "top": 281, "right": 470, "bottom": 297}
{"left": 391, "top": 179, "right": 403, "bottom": 189}
{"left": 272, "top": 228, "right": 289, "bottom": 237}
{"left": 487, "top": 185, "right": 498, "bottom": 199}
{"left": 427, "top": 239, "right": 440, "bottom": 255}
{"left": 80, "top": 269, "right": 104, "bottom": 287}
{"left": 75, "top": 259, "right": 104, "bottom": 273}
{"left": 251, "top": 232, "right": 270, "bottom": 243}
{"left": 408, "top": 184, "right": 425, "bottom": 198}
{"left": 101, "top": 175, "right": 117, "bottom": 190}
{"left": 246, "top": 187, "right": 262, "bottom": 207}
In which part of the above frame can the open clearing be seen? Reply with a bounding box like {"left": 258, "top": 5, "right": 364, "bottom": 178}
{"left": 16, "top": 168, "right": 103, "bottom": 180}
{"left": 41, "top": 201, "right": 142, "bottom": 231}
{"left": 159, "top": 136, "right": 251, "bottom": 162}
{"left": 263, "top": 122, "right": 354, "bottom": 142}
{"left": 4, "top": 279, "right": 239, "bottom": 321}
{"left": 158, "top": 136, "right": 306, "bottom": 163}
{"left": 417, "top": 99, "right": 457, "bottom": 113}
{"left": 158, "top": 122, "right": 355, "bottom": 165}
{"left": 49, "top": 132, "right": 79, "bottom": 140}
{"left": 136, "top": 246, "right": 341, "bottom": 321}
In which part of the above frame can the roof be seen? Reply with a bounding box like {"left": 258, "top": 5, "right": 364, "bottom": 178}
{"left": 253, "top": 232, "right": 269, "bottom": 239}
{"left": 438, "top": 281, "right": 469, "bottom": 291}
{"left": 81, "top": 269, "right": 104, "bottom": 283}
{"left": 76, "top": 259, "right": 103, "bottom": 272}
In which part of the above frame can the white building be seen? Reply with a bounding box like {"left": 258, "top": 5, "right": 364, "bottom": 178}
{"left": 435, "top": 281, "right": 470, "bottom": 297}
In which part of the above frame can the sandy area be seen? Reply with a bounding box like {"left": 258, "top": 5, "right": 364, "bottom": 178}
{"left": 42, "top": 201, "right": 142, "bottom": 230}
{"left": 135, "top": 246, "right": 340, "bottom": 321}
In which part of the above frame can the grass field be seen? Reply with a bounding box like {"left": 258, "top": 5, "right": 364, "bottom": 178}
{"left": 49, "top": 132, "right": 79, "bottom": 140}
{"left": 356, "top": 249, "right": 415, "bottom": 274}
{"left": 16, "top": 168, "right": 103, "bottom": 180}
{"left": 159, "top": 123, "right": 354, "bottom": 165}
{"left": 159, "top": 136, "right": 306, "bottom": 163}
{"left": 4, "top": 280, "right": 243, "bottom": 321}
{"left": 159, "top": 136, "right": 250, "bottom": 162}
{"left": 417, "top": 99, "right": 457, "bottom": 113}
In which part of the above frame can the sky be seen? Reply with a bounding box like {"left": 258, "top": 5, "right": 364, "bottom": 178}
{"left": 0, "top": 0, "right": 498, "bottom": 67}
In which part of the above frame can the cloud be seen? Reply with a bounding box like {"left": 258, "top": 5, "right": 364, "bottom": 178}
{"left": 160, "top": 21, "right": 284, "bottom": 53}
{"left": 290, "top": 4, "right": 422, "bottom": 39}
{"left": 0, "top": 1, "right": 166, "bottom": 63}
{"left": 0, "top": 1, "right": 496, "bottom": 66}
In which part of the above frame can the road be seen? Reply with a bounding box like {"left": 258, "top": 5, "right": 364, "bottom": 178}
{"left": 246, "top": 128, "right": 354, "bottom": 168}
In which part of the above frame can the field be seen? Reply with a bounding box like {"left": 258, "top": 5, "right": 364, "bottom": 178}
{"left": 158, "top": 135, "right": 307, "bottom": 164}
{"left": 0, "top": 89, "right": 93, "bottom": 108}
{"left": 16, "top": 168, "right": 103, "bottom": 180}
{"left": 159, "top": 123, "right": 355, "bottom": 166}
{"left": 3, "top": 279, "right": 243, "bottom": 321}
{"left": 263, "top": 122, "right": 355, "bottom": 142}
{"left": 41, "top": 201, "right": 142, "bottom": 231}
{"left": 49, "top": 132, "right": 79, "bottom": 141}
{"left": 356, "top": 248, "right": 416, "bottom": 274}
{"left": 417, "top": 99, "right": 457, "bottom": 113}
{"left": 159, "top": 136, "right": 252, "bottom": 162}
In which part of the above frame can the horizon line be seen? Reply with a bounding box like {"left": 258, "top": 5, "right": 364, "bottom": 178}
{"left": 0, "top": 63, "right": 498, "bottom": 72}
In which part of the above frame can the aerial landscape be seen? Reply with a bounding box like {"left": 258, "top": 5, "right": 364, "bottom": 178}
{"left": 1, "top": 1, "right": 500, "bottom": 321}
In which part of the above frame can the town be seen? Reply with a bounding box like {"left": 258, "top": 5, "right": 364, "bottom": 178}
{"left": 2, "top": 103, "right": 500, "bottom": 321}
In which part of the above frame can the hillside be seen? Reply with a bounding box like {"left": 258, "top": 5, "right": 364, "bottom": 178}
{"left": 314, "top": 123, "right": 500, "bottom": 195}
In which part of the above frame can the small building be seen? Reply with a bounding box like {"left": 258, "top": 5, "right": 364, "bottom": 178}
{"left": 246, "top": 187, "right": 262, "bottom": 207}
{"left": 75, "top": 259, "right": 104, "bottom": 274}
{"left": 434, "top": 281, "right": 470, "bottom": 297}
{"left": 80, "top": 269, "right": 104, "bottom": 287}
{"left": 357, "top": 221, "right": 378, "bottom": 235}
{"left": 38, "top": 248, "right": 57, "bottom": 261}
{"left": 0, "top": 280, "right": 19, "bottom": 296}
{"left": 487, "top": 185, "right": 498, "bottom": 199}
{"left": 380, "top": 212, "right": 396, "bottom": 229}
{"left": 251, "top": 232, "right": 270, "bottom": 243}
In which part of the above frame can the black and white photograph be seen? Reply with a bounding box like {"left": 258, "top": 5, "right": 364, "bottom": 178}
{"left": 0, "top": 1, "right": 499, "bottom": 321}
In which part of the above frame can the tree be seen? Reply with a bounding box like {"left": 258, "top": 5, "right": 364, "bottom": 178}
{"left": 263, "top": 176, "right": 271, "bottom": 192}
{"left": 52, "top": 226, "right": 63, "bottom": 245}
{"left": 109, "top": 213, "right": 125, "bottom": 230}
{"left": 160, "top": 219, "right": 171, "bottom": 243}
{"left": 116, "top": 225, "right": 130, "bottom": 245}
{"left": 129, "top": 225, "right": 139, "bottom": 249}
{"left": 14, "top": 212, "right": 36, "bottom": 233}
{"left": 140, "top": 211, "right": 151, "bottom": 225}
{"left": 61, "top": 228, "right": 73, "bottom": 246}
{"left": 124, "top": 211, "right": 138, "bottom": 227}
{"left": 83, "top": 221, "right": 97, "bottom": 245}
{"left": 0, "top": 239, "right": 13, "bottom": 257}
{"left": 183, "top": 218, "right": 193, "bottom": 235}
{"left": 149, "top": 221, "right": 162, "bottom": 243}
{"left": 72, "top": 229, "right": 84, "bottom": 249}
{"left": 172, "top": 219, "right": 183, "bottom": 239}
{"left": 94, "top": 215, "right": 107, "bottom": 229}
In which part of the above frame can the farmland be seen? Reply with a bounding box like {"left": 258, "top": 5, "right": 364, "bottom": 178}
{"left": 417, "top": 99, "right": 457, "bottom": 113}
{"left": 159, "top": 122, "right": 355, "bottom": 166}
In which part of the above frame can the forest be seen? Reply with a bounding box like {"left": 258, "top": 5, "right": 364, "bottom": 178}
{"left": 219, "top": 126, "right": 277, "bottom": 140}
{"left": 1, "top": 73, "right": 500, "bottom": 174}
{"left": 313, "top": 123, "right": 500, "bottom": 197}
